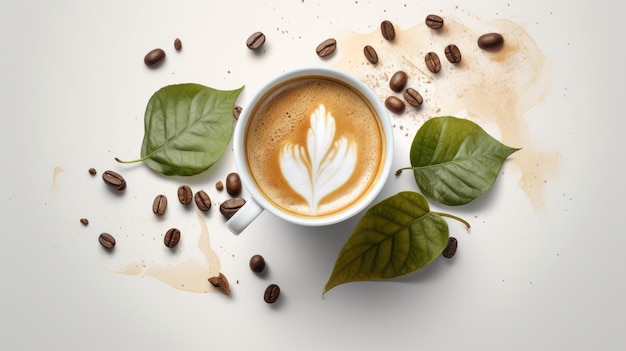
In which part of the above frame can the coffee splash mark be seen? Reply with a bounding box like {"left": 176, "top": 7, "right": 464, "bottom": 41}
{"left": 333, "top": 17, "right": 555, "bottom": 213}
{"left": 51, "top": 166, "right": 64, "bottom": 191}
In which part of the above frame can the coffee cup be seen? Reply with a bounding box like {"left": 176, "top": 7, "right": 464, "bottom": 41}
{"left": 226, "top": 67, "right": 393, "bottom": 234}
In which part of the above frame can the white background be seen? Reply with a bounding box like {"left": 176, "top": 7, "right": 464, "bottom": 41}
{"left": 1, "top": 0, "right": 624, "bottom": 350}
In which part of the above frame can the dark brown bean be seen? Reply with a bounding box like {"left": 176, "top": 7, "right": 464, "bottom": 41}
{"left": 102, "top": 170, "right": 126, "bottom": 190}
{"left": 385, "top": 96, "right": 405, "bottom": 114}
{"left": 233, "top": 106, "right": 242, "bottom": 120}
{"left": 316, "top": 38, "right": 337, "bottom": 57}
{"left": 98, "top": 233, "right": 116, "bottom": 249}
{"left": 177, "top": 185, "right": 193, "bottom": 205}
{"left": 164, "top": 228, "right": 181, "bottom": 248}
{"left": 226, "top": 172, "right": 242, "bottom": 196}
{"left": 220, "top": 198, "right": 246, "bottom": 219}
{"left": 444, "top": 44, "right": 462, "bottom": 63}
{"left": 442, "top": 237, "right": 458, "bottom": 258}
{"left": 389, "top": 71, "right": 408, "bottom": 92}
{"left": 208, "top": 273, "right": 231, "bottom": 296}
{"left": 194, "top": 190, "right": 211, "bottom": 211}
{"left": 144, "top": 48, "right": 166, "bottom": 67}
{"left": 380, "top": 20, "right": 395, "bottom": 41}
{"left": 425, "top": 14, "right": 444, "bottom": 29}
{"left": 424, "top": 52, "right": 441, "bottom": 73}
{"left": 174, "top": 38, "right": 182, "bottom": 51}
{"left": 264, "top": 284, "right": 280, "bottom": 303}
{"left": 363, "top": 45, "right": 378, "bottom": 64}
{"left": 152, "top": 194, "right": 167, "bottom": 215}
{"left": 403, "top": 88, "right": 423, "bottom": 107}
{"left": 80, "top": 218, "right": 89, "bottom": 225}
{"left": 477, "top": 32, "right": 504, "bottom": 50}
{"left": 249, "top": 254, "right": 266, "bottom": 273}
{"left": 215, "top": 181, "right": 224, "bottom": 191}
{"left": 88, "top": 168, "right": 97, "bottom": 176}
{"left": 246, "top": 31, "right": 265, "bottom": 50}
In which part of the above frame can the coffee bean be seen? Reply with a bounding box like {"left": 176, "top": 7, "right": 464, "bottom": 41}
{"left": 233, "top": 106, "right": 242, "bottom": 120}
{"left": 220, "top": 198, "right": 246, "bottom": 219}
{"left": 249, "top": 254, "right": 266, "bottom": 273}
{"left": 102, "top": 170, "right": 126, "bottom": 190}
{"left": 164, "top": 228, "right": 181, "bottom": 248}
{"left": 385, "top": 96, "right": 405, "bottom": 114}
{"left": 144, "top": 48, "right": 166, "bottom": 67}
{"left": 444, "top": 44, "right": 462, "bottom": 63}
{"left": 389, "top": 71, "right": 408, "bottom": 92}
{"left": 226, "top": 172, "right": 242, "bottom": 196}
{"left": 443, "top": 237, "right": 458, "bottom": 258}
{"left": 88, "top": 168, "right": 97, "bottom": 176}
{"left": 264, "top": 284, "right": 280, "bottom": 303}
{"left": 380, "top": 20, "right": 395, "bottom": 41}
{"left": 177, "top": 185, "right": 193, "bottom": 205}
{"left": 80, "top": 218, "right": 89, "bottom": 225}
{"left": 194, "top": 190, "right": 211, "bottom": 211}
{"left": 246, "top": 31, "right": 265, "bottom": 50}
{"left": 208, "top": 273, "right": 231, "bottom": 296}
{"left": 316, "top": 38, "right": 337, "bottom": 57}
{"left": 425, "top": 14, "right": 444, "bottom": 29}
{"left": 152, "top": 194, "right": 167, "bottom": 215}
{"left": 174, "top": 38, "right": 182, "bottom": 51}
{"left": 98, "top": 233, "right": 116, "bottom": 249}
{"left": 363, "top": 45, "right": 378, "bottom": 64}
{"left": 403, "top": 88, "right": 423, "bottom": 107}
{"left": 477, "top": 32, "right": 504, "bottom": 50}
{"left": 424, "top": 52, "right": 441, "bottom": 73}
{"left": 215, "top": 181, "right": 224, "bottom": 191}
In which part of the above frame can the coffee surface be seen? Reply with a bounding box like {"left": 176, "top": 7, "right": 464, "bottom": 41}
{"left": 245, "top": 76, "right": 385, "bottom": 217}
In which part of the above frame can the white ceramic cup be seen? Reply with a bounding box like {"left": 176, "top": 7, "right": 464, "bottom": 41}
{"left": 226, "top": 67, "right": 394, "bottom": 234}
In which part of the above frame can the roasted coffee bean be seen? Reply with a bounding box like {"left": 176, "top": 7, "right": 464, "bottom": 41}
{"left": 152, "top": 194, "right": 167, "bottom": 215}
{"left": 226, "top": 172, "right": 242, "bottom": 196}
{"left": 177, "top": 185, "right": 193, "bottom": 205}
{"left": 174, "top": 38, "right": 182, "bottom": 51}
{"left": 194, "top": 190, "right": 211, "bottom": 211}
{"left": 444, "top": 44, "right": 462, "bottom": 63}
{"left": 144, "top": 48, "right": 166, "bottom": 67}
{"left": 424, "top": 52, "right": 441, "bottom": 73}
{"left": 215, "top": 181, "right": 224, "bottom": 191}
{"left": 316, "top": 38, "right": 337, "bottom": 57}
{"left": 80, "top": 218, "right": 89, "bottom": 225}
{"left": 98, "top": 233, "right": 116, "bottom": 249}
{"left": 102, "top": 170, "right": 126, "bottom": 190}
{"left": 220, "top": 198, "right": 246, "bottom": 219}
{"left": 385, "top": 96, "right": 405, "bottom": 114}
{"left": 363, "top": 45, "right": 378, "bottom": 64}
{"left": 425, "top": 14, "right": 444, "bottom": 29}
{"left": 246, "top": 31, "right": 265, "bottom": 50}
{"left": 249, "top": 254, "right": 266, "bottom": 273}
{"left": 443, "top": 237, "right": 458, "bottom": 258}
{"left": 477, "top": 32, "right": 504, "bottom": 50}
{"left": 264, "top": 284, "right": 280, "bottom": 304}
{"left": 164, "top": 228, "right": 181, "bottom": 248}
{"left": 403, "top": 88, "right": 423, "bottom": 107}
{"left": 88, "top": 168, "right": 97, "bottom": 176}
{"left": 380, "top": 20, "right": 395, "bottom": 40}
{"left": 208, "top": 273, "right": 231, "bottom": 296}
{"left": 233, "top": 106, "right": 242, "bottom": 120}
{"left": 389, "top": 71, "right": 408, "bottom": 92}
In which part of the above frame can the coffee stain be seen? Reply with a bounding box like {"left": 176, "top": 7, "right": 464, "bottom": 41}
{"left": 115, "top": 212, "right": 221, "bottom": 293}
{"left": 51, "top": 166, "right": 64, "bottom": 191}
{"left": 333, "top": 16, "right": 556, "bottom": 213}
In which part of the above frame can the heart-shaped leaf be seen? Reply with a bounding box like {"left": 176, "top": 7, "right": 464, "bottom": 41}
{"left": 409, "top": 116, "right": 519, "bottom": 205}
{"left": 323, "top": 191, "right": 449, "bottom": 295}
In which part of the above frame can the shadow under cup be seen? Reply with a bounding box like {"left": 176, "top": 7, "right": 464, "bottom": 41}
{"left": 227, "top": 67, "right": 393, "bottom": 234}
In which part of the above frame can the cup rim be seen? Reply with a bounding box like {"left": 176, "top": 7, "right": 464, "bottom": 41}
{"left": 233, "top": 66, "right": 394, "bottom": 227}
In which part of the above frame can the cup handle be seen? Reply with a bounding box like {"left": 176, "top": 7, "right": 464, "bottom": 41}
{"left": 226, "top": 198, "right": 264, "bottom": 234}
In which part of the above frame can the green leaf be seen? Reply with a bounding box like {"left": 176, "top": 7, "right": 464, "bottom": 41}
{"left": 323, "top": 191, "right": 449, "bottom": 294}
{"left": 117, "top": 84, "right": 244, "bottom": 176}
{"left": 408, "top": 116, "right": 519, "bottom": 206}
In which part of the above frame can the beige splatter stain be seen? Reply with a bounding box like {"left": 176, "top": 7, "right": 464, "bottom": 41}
{"left": 333, "top": 16, "right": 556, "bottom": 213}
{"left": 116, "top": 212, "right": 221, "bottom": 293}
{"left": 51, "top": 166, "right": 64, "bottom": 191}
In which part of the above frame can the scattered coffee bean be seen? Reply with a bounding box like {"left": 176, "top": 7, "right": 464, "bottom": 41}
{"left": 444, "top": 44, "right": 462, "bottom": 63}
{"left": 220, "top": 198, "right": 246, "bottom": 219}
{"left": 425, "top": 14, "right": 444, "bottom": 29}
{"left": 164, "top": 228, "right": 181, "bottom": 248}
{"left": 363, "top": 45, "right": 378, "bottom": 64}
{"left": 208, "top": 273, "right": 231, "bottom": 296}
{"left": 424, "top": 52, "right": 441, "bottom": 73}
{"left": 226, "top": 172, "right": 242, "bottom": 196}
{"left": 380, "top": 20, "right": 395, "bottom": 41}
{"left": 442, "top": 237, "right": 458, "bottom": 258}
{"left": 477, "top": 32, "right": 504, "bottom": 50}
{"left": 264, "top": 284, "right": 280, "bottom": 304}
{"left": 194, "top": 190, "right": 211, "bottom": 211}
{"left": 233, "top": 106, "right": 242, "bottom": 120}
{"left": 316, "top": 38, "right": 337, "bottom": 57}
{"left": 174, "top": 38, "right": 182, "bottom": 51}
{"left": 152, "top": 194, "right": 168, "bottom": 215}
{"left": 215, "top": 181, "right": 224, "bottom": 191}
{"left": 246, "top": 31, "right": 265, "bottom": 50}
{"left": 102, "top": 170, "right": 126, "bottom": 190}
{"left": 88, "top": 168, "right": 97, "bottom": 176}
{"left": 98, "top": 233, "right": 116, "bottom": 249}
{"left": 80, "top": 218, "right": 89, "bottom": 225}
{"left": 385, "top": 96, "right": 405, "bottom": 114}
{"left": 177, "top": 185, "right": 193, "bottom": 205}
{"left": 389, "top": 71, "right": 408, "bottom": 92}
{"left": 249, "top": 254, "right": 266, "bottom": 273}
{"left": 403, "top": 88, "right": 423, "bottom": 107}
{"left": 144, "top": 48, "right": 166, "bottom": 67}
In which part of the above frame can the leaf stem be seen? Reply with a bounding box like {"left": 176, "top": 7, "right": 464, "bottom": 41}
{"left": 394, "top": 166, "right": 416, "bottom": 176}
{"left": 114, "top": 156, "right": 145, "bottom": 164}
{"left": 434, "top": 212, "right": 471, "bottom": 230}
